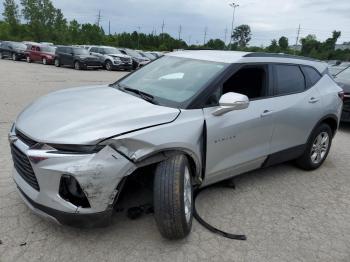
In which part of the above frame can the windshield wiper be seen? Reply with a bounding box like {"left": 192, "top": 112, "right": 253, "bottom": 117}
{"left": 117, "top": 84, "right": 157, "bottom": 104}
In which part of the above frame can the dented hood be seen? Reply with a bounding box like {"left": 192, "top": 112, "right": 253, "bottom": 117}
{"left": 15, "top": 85, "right": 180, "bottom": 145}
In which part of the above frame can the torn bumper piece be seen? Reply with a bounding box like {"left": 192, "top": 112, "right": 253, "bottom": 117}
{"left": 12, "top": 137, "right": 136, "bottom": 227}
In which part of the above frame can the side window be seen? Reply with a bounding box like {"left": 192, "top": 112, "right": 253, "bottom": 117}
{"left": 31, "top": 46, "right": 36, "bottom": 51}
{"left": 36, "top": 46, "right": 41, "bottom": 52}
{"left": 90, "top": 47, "right": 98, "bottom": 53}
{"left": 205, "top": 65, "right": 269, "bottom": 106}
{"left": 274, "top": 65, "right": 305, "bottom": 95}
{"left": 98, "top": 48, "right": 105, "bottom": 54}
{"left": 302, "top": 66, "right": 322, "bottom": 88}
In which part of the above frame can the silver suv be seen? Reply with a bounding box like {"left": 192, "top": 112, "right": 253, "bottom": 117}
{"left": 87, "top": 46, "right": 133, "bottom": 71}
{"left": 9, "top": 51, "right": 343, "bottom": 239}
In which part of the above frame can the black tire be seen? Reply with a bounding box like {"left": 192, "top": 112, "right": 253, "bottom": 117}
{"left": 153, "top": 154, "right": 194, "bottom": 240}
{"left": 12, "top": 53, "right": 17, "bottom": 61}
{"left": 105, "top": 60, "right": 113, "bottom": 71}
{"left": 54, "top": 58, "right": 60, "bottom": 67}
{"left": 74, "top": 61, "right": 81, "bottom": 70}
{"left": 295, "top": 123, "right": 333, "bottom": 170}
{"left": 0, "top": 52, "right": 3, "bottom": 59}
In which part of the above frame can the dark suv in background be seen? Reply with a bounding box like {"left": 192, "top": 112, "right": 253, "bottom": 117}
{"left": 0, "top": 41, "right": 27, "bottom": 61}
{"left": 54, "top": 46, "right": 102, "bottom": 70}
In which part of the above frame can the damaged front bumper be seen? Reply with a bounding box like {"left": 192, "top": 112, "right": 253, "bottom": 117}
{"left": 10, "top": 131, "right": 136, "bottom": 227}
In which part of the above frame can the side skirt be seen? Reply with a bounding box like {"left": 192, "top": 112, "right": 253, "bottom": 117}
{"left": 262, "top": 144, "right": 306, "bottom": 168}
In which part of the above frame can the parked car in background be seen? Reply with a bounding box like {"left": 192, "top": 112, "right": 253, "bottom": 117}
{"left": 0, "top": 41, "right": 27, "bottom": 61}
{"left": 54, "top": 46, "right": 102, "bottom": 70}
{"left": 138, "top": 51, "right": 157, "bottom": 61}
{"left": 118, "top": 48, "right": 150, "bottom": 69}
{"left": 148, "top": 51, "right": 164, "bottom": 58}
{"left": 25, "top": 44, "right": 56, "bottom": 65}
{"left": 334, "top": 66, "right": 350, "bottom": 122}
{"left": 88, "top": 46, "right": 133, "bottom": 71}
{"left": 40, "top": 42, "right": 54, "bottom": 46}
{"left": 9, "top": 51, "right": 342, "bottom": 239}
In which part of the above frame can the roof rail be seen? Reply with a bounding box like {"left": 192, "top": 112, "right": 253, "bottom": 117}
{"left": 244, "top": 52, "right": 322, "bottom": 62}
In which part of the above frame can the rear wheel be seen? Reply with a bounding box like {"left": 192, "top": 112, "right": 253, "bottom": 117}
{"left": 0, "top": 52, "right": 4, "bottom": 59}
{"left": 54, "top": 58, "right": 60, "bottom": 67}
{"left": 26, "top": 56, "right": 31, "bottom": 63}
{"left": 153, "top": 154, "right": 193, "bottom": 240}
{"left": 296, "top": 123, "right": 332, "bottom": 170}
{"left": 42, "top": 57, "right": 47, "bottom": 65}
{"left": 12, "top": 53, "right": 17, "bottom": 61}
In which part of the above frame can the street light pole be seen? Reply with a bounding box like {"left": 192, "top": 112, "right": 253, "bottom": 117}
{"left": 228, "top": 2, "right": 239, "bottom": 49}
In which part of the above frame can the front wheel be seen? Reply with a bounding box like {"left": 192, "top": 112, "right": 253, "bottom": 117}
{"left": 0, "top": 52, "right": 4, "bottom": 59}
{"left": 42, "top": 57, "right": 47, "bottom": 65}
{"left": 54, "top": 58, "right": 60, "bottom": 67}
{"left": 26, "top": 56, "right": 31, "bottom": 63}
{"left": 153, "top": 154, "right": 193, "bottom": 240}
{"left": 295, "top": 123, "right": 332, "bottom": 170}
{"left": 105, "top": 60, "right": 113, "bottom": 71}
{"left": 74, "top": 61, "right": 81, "bottom": 70}
{"left": 12, "top": 53, "right": 17, "bottom": 61}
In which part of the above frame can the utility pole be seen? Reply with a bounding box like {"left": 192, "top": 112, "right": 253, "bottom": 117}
{"left": 224, "top": 27, "right": 228, "bottom": 46}
{"left": 203, "top": 27, "right": 208, "bottom": 46}
{"left": 108, "top": 20, "right": 111, "bottom": 35}
{"left": 295, "top": 24, "right": 301, "bottom": 54}
{"left": 188, "top": 35, "right": 192, "bottom": 46}
{"left": 96, "top": 10, "right": 102, "bottom": 27}
{"left": 161, "top": 20, "right": 165, "bottom": 36}
{"left": 228, "top": 3, "right": 239, "bottom": 48}
{"left": 178, "top": 25, "right": 182, "bottom": 40}
{"left": 137, "top": 26, "right": 141, "bottom": 49}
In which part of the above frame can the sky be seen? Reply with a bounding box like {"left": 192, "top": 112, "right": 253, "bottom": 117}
{"left": 1, "top": 0, "right": 350, "bottom": 46}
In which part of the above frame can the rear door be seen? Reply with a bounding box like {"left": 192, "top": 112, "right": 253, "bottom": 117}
{"left": 268, "top": 64, "right": 323, "bottom": 155}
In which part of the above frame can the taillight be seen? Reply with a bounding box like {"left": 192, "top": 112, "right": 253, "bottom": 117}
{"left": 338, "top": 91, "right": 344, "bottom": 100}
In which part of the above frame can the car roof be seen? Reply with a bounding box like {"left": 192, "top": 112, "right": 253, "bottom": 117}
{"left": 167, "top": 50, "right": 328, "bottom": 73}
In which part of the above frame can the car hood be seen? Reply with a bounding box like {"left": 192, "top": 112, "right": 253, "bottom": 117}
{"left": 15, "top": 85, "right": 180, "bottom": 145}
{"left": 107, "top": 53, "right": 130, "bottom": 59}
{"left": 335, "top": 78, "right": 350, "bottom": 93}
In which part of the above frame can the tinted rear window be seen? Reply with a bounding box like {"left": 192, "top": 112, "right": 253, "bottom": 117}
{"left": 274, "top": 65, "right": 305, "bottom": 95}
{"left": 302, "top": 66, "right": 322, "bottom": 87}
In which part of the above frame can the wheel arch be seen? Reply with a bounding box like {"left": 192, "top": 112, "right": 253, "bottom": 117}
{"left": 133, "top": 148, "right": 202, "bottom": 185}
{"left": 317, "top": 114, "right": 339, "bottom": 138}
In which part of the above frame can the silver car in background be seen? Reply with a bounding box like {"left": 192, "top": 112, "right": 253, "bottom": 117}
{"left": 9, "top": 51, "right": 343, "bottom": 239}
{"left": 87, "top": 46, "right": 133, "bottom": 71}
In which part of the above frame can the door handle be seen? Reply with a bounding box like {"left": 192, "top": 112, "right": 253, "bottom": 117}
{"left": 309, "top": 97, "right": 320, "bottom": 103}
{"left": 261, "top": 110, "right": 273, "bottom": 117}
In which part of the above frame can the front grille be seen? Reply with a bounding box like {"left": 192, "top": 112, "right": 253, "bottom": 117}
{"left": 10, "top": 143, "right": 40, "bottom": 191}
{"left": 120, "top": 57, "right": 131, "bottom": 63}
{"left": 15, "top": 129, "right": 37, "bottom": 147}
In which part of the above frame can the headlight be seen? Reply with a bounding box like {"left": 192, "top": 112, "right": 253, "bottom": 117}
{"left": 45, "top": 144, "right": 105, "bottom": 154}
{"left": 114, "top": 57, "right": 121, "bottom": 62}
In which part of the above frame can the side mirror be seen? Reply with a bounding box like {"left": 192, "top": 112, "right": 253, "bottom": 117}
{"left": 212, "top": 92, "right": 249, "bottom": 116}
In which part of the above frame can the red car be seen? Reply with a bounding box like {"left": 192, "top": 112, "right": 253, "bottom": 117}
{"left": 25, "top": 44, "right": 56, "bottom": 65}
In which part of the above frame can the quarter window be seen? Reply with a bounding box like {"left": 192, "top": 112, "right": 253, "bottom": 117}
{"left": 90, "top": 47, "right": 98, "bottom": 53}
{"left": 274, "top": 65, "right": 305, "bottom": 95}
{"left": 302, "top": 66, "right": 322, "bottom": 87}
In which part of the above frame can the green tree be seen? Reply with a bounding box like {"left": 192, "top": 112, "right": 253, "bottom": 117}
{"left": 2, "top": 0, "right": 20, "bottom": 36}
{"left": 205, "top": 39, "right": 225, "bottom": 50}
{"left": 267, "top": 39, "right": 279, "bottom": 52}
{"left": 232, "top": 24, "right": 251, "bottom": 48}
{"left": 278, "top": 36, "right": 289, "bottom": 50}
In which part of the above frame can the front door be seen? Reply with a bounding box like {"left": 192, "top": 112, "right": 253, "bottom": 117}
{"left": 203, "top": 64, "right": 274, "bottom": 185}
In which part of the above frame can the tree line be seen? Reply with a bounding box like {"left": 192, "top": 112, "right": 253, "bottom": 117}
{"left": 1, "top": 0, "right": 350, "bottom": 61}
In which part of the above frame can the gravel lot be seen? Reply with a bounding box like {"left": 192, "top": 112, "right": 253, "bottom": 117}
{"left": 1, "top": 59, "right": 350, "bottom": 262}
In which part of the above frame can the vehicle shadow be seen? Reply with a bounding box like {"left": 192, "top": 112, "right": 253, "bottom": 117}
{"left": 339, "top": 122, "right": 350, "bottom": 131}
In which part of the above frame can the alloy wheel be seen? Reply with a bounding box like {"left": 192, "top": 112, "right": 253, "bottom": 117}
{"left": 26, "top": 56, "right": 31, "bottom": 63}
{"left": 75, "top": 61, "right": 80, "bottom": 70}
{"left": 12, "top": 53, "right": 16, "bottom": 61}
{"left": 310, "top": 132, "right": 329, "bottom": 164}
{"left": 43, "top": 58, "right": 47, "bottom": 65}
{"left": 183, "top": 167, "right": 192, "bottom": 223}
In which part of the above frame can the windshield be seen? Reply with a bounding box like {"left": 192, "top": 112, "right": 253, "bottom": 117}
{"left": 117, "top": 56, "right": 228, "bottom": 107}
{"left": 11, "top": 43, "right": 27, "bottom": 50}
{"left": 336, "top": 67, "right": 350, "bottom": 79}
{"left": 73, "top": 48, "right": 89, "bottom": 55}
{"left": 41, "top": 46, "right": 56, "bottom": 53}
{"left": 103, "top": 48, "right": 122, "bottom": 54}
